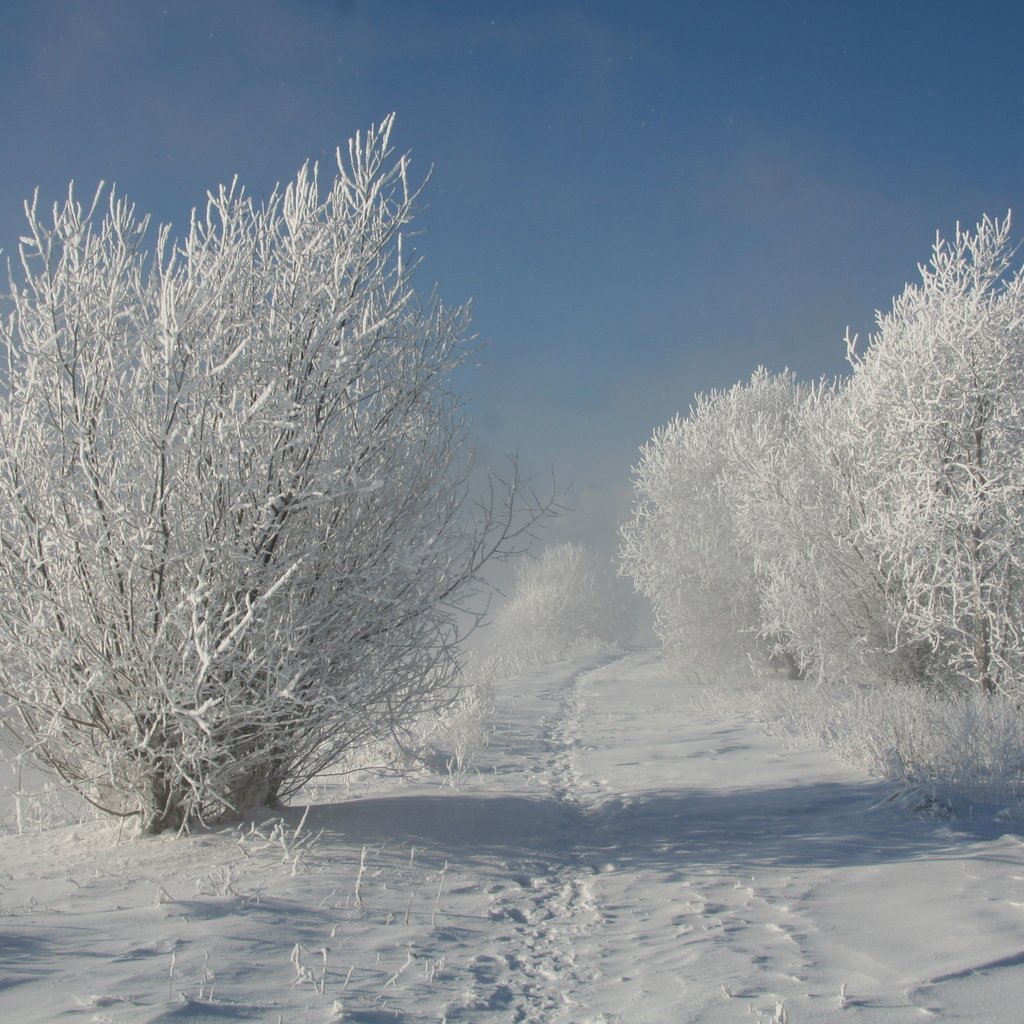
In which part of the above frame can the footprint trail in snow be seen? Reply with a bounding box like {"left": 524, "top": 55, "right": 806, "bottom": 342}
{"left": 3, "top": 650, "right": 1024, "bottom": 1023}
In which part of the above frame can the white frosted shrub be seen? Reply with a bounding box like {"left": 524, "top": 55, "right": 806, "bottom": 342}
{"left": 489, "top": 543, "right": 632, "bottom": 671}
{"left": 844, "top": 215, "right": 1024, "bottom": 698}
{"left": 627, "top": 216, "right": 1024, "bottom": 702}
{"left": 629, "top": 215, "right": 1024, "bottom": 801}
{"left": 406, "top": 657, "right": 496, "bottom": 779}
{"left": 620, "top": 369, "right": 803, "bottom": 672}
{"left": 0, "top": 117, "right": 549, "bottom": 833}
{"left": 733, "top": 381, "right": 900, "bottom": 685}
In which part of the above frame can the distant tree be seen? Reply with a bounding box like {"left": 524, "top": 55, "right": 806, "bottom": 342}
{"left": 0, "top": 116, "right": 550, "bottom": 833}
{"left": 489, "top": 542, "right": 631, "bottom": 667}
{"left": 844, "top": 215, "right": 1024, "bottom": 697}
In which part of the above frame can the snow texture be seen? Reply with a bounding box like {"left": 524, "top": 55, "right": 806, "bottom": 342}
{"left": 2, "top": 651, "right": 1023, "bottom": 1022}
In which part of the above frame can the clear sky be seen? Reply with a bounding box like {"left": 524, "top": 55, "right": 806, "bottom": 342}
{"left": 3, "top": 1, "right": 1024, "bottom": 554}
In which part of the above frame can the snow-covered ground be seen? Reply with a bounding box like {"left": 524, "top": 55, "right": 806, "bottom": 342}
{"left": 2, "top": 651, "right": 1023, "bottom": 1022}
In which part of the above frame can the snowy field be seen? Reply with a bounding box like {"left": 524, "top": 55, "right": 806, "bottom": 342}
{"left": 2, "top": 650, "right": 1024, "bottom": 1023}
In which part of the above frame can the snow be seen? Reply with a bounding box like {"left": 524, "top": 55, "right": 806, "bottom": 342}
{"left": 2, "top": 650, "right": 1024, "bottom": 1022}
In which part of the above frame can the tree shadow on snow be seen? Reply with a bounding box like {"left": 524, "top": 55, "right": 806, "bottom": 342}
{"left": 290, "top": 776, "right": 1019, "bottom": 881}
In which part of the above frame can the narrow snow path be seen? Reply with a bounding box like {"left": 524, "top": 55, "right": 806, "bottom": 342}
{"left": 2, "top": 651, "right": 1024, "bottom": 1023}
{"left": 436, "top": 650, "right": 1024, "bottom": 1023}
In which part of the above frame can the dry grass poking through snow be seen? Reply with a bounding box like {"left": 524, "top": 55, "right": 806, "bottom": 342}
{"left": 706, "top": 672, "right": 1024, "bottom": 816}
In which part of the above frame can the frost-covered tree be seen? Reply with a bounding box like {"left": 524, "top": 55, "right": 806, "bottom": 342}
{"left": 0, "top": 117, "right": 548, "bottom": 832}
{"left": 733, "top": 380, "right": 897, "bottom": 684}
{"left": 489, "top": 542, "right": 631, "bottom": 668}
{"left": 845, "top": 215, "right": 1024, "bottom": 697}
{"left": 620, "top": 370, "right": 896, "bottom": 682}
{"left": 620, "top": 369, "right": 801, "bottom": 670}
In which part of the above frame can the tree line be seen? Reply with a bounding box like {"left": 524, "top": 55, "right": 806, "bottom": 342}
{"left": 621, "top": 216, "right": 1024, "bottom": 701}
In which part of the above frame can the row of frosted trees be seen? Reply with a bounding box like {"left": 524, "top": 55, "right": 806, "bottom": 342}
{"left": 621, "top": 217, "right": 1024, "bottom": 701}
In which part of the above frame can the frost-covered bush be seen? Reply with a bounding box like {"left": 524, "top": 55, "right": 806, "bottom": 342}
{"left": 732, "top": 380, "right": 902, "bottom": 685}
{"left": 0, "top": 117, "right": 548, "bottom": 833}
{"left": 844, "top": 216, "right": 1024, "bottom": 697}
{"left": 405, "top": 658, "right": 496, "bottom": 779}
{"left": 488, "top": 543, "right": 632, "bottom": 671}
{"left": 620, "top": 369, "right": 804, "bottom": 672}
{"left": 625, "top": 215, "right": 1024, "bottom": 800}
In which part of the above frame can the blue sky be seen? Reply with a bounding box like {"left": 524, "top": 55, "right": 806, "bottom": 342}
{"left": 3, "top": 1, "right": 1024, "bottom": 553}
